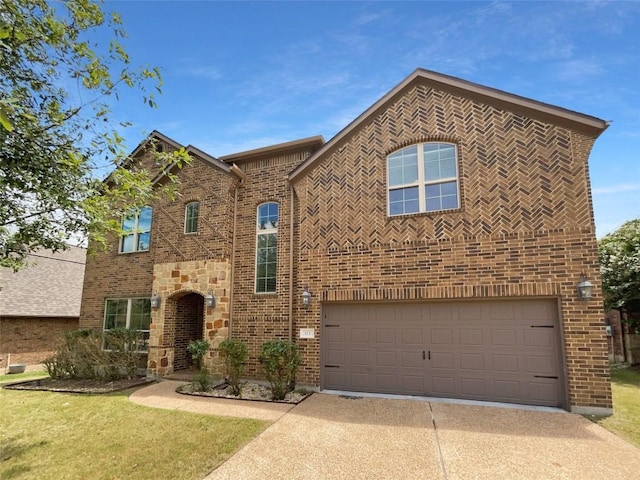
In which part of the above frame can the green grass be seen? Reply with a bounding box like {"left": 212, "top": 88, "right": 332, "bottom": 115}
{"left": 0, "top": 371, "right": 49, "bottom": 384}
{"left": 596, "top": 366, "right": 640, "bottom": 448}
{"left": 0, "top": 387, "right": 269, "bottom": 480}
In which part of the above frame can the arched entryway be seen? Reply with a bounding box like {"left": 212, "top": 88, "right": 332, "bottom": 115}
{"left": 165, "top": 292, "right": 205, "bottom": 372}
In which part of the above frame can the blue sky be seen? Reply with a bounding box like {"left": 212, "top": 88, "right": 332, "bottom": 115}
{"left": 100, "top": 1, "right": 639, "bottom": 237}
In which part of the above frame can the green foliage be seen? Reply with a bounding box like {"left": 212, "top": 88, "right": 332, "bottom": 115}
{"left": 0, "top": 0, "right": 190, "bottom": 270}
{"left": 187, "top": 339, "right": 210, "bottom": 369}
{"left": 258, "top": 340, "right": 301, "bottom": 401}
{"left": 191, "top": 367, "right": 211, "bottom": 392}
{"left": 44, "top": 328, "right": 144, "bottom": 380}
{"left": 599, "top": 219, "right": 640, "bottom": 319}
{"left": 219, "top": 339, "right": 248, "bottom": 396}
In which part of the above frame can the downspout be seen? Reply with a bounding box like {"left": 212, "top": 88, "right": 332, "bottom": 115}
{"left": 288, "top": 180, "right": 295, "bottom": 342}
{"left": 229, "top": 164, "right": 246, "bottom": 339}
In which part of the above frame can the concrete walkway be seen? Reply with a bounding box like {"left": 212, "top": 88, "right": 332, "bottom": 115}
{"left": 130, "top": 381, "right": 640, "bottom": 480}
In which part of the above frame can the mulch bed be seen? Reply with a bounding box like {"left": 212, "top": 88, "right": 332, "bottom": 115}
{"left": 177, "top": 381, "right": 312, "bottom": 404}
{"left": 3, "top": 377, "right": 155, "bottom": 394}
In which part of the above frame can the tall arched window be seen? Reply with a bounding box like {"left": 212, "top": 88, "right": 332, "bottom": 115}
{"left": 184, "top": 201, "right": 199, "bottom": 234}
{"left": 387, "top": 142, "right": 460, "bottom": 216}
{"left": 255, "top": 202, "right": 278, "bottom": 293}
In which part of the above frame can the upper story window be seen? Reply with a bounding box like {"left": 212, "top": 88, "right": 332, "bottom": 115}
{"left": 255, "top": 202, "right": 278, "bottom": 293}
{"left": 184, "top": 201, "right": 200, "bottom": 234}
{"left": 120, "top": 206, "right": 152, "bottom": 253}
{"left": 387, "top": 143, "right": 459, "bottom": 216}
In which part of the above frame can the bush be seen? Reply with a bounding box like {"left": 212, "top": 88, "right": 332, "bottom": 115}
{"left": 44, "top": 328, "right": 144, "bottom": 380}
{"left": 187, "top": 339, "right": 210, "bottom": 369}
{"left": 191, "top": 367, "right": 211, "bottom": 392}
{"left": 258, "top": 340, "right": 301, "bottom": 401}
{"left": 219, "top": 339, "right": 248, "bottom": 396}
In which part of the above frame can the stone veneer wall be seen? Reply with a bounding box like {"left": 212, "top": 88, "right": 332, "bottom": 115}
{"left": 148, "top": 259, "right": 231, "bottom": 375}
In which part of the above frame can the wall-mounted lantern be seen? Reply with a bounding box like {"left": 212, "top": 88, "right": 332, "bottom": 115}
{"left": 150, "top": 293, "right": 161, "bottom": 309}
{"left": 301, "top": 287, "right": 312, "bottom": 307}
{"left": 204, "top": 290, "right": 216, "bottom": 308}
{"left": 576, "top": 274, "right": 593, "bottom": 300}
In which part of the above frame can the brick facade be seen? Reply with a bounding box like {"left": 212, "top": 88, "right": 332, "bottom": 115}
{"left": 79, "top": 70, "right": 611, "bottom": 412}
{"left": 0, "top": 317, "right": 78, "bottom": 367}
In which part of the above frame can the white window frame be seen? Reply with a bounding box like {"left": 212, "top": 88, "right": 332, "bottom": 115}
{"left": 387, "top": 143, "right": 460, "bottom": 216}
{"left": 255, "top": 202, "right": 278, "bottom": 294}
{"left": 119, "top": 206, "right": 152, "bottom": 253}
{"left": 103, "top": 297, "right": 151, "bottom": 352}
{"left": 184, "top": 201, "right": 200, "bottom": 234}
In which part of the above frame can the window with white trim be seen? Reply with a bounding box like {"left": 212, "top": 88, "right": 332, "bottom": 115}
{"left": 120, "top": 206, "right": 152, "bottom": 252}
{"left": 184, "top": 201, "right": 199, "bottom": 234}
{"left": 103, "top": 298, "right": 151, "bottom": 351}
{"left": 255, "top": 202, "right": 278, "bottom": 293}
{"left": 387, "top": 143, "right": 460, "bottom": 216}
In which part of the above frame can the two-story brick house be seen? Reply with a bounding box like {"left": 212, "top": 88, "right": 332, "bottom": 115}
{"left": 80, "top": 69, "right": 611, "bottom": 414}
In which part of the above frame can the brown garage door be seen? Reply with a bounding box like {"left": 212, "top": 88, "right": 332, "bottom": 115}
{"left": 321, "top": 299, "right": 564, "bottom": 407}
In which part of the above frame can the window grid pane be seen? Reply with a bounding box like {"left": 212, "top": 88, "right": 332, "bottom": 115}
{"left": 388, "top": 143, "right": 459, "bottom": 216}
{"left": 119, "top": 206, "right": 153, "bottom": 253}
{"left": 256, "top": 202, "right": 279, "bottom": 293}
{"left": 103, "top": 298, "right": 151, "bottom": 352}
{"left": 185, "top": 202, "right": 199, "bottom": 233}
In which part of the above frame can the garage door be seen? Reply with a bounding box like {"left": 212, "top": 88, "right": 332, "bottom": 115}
{"left": 321, "top": 299, "right": 564, "bottom": 407}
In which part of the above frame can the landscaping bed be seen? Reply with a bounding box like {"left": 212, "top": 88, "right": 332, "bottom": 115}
{"left": 3, "top": 376, "right": 154, "bottom": 394}
{"left": 177, "top": 380, "right": 311, "bottom": 404}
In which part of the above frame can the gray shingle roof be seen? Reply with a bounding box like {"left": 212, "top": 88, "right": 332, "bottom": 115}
{"left": 0, "top": 246, "right": 86, "bottom": 317}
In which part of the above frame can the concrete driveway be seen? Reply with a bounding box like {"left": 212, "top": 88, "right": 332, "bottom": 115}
{"left": 204, "top": 393, "right": 640, "bottom": 480}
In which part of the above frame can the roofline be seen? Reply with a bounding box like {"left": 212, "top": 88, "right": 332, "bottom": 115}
{"left": 287, "top": 68, "right": 610, "bottom": 182}
{"left": 129, "top": 130, "right": 184, "bottom": 159}
{"left": 219, "top": 135, "right": 325, "bottom": 163}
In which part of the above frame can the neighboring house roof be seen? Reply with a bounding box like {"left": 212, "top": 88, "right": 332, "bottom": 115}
{"left": 287, "top": 68, "right": 610, "bottom": 183}
{"left": 0, "top": 246, "right": 86, "bottom": 318}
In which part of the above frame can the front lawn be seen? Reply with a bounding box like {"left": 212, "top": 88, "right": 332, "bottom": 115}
{"left": 0, "top": 386, "right": 268, "bottom": 480}
{"left": 0, "top": 370, "right": 49, "bottom": 384}
{"left": 596, "top": 366, "right": 640, "bottom": 448}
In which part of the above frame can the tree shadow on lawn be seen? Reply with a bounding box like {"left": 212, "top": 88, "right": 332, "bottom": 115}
{"left": 0, "top": 435, "right": 49, "bottom": 479}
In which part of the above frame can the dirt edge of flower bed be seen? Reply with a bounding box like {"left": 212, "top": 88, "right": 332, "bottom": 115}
{"left": 3, "top": 377, "right": 156, "bottom": 394}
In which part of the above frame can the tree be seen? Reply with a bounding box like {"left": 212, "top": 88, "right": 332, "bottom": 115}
{"left": 0, "top": 0, "right": 187, "bottom": 270}
{"left": 599, "top": 218, "right": 640, "bottom": 314}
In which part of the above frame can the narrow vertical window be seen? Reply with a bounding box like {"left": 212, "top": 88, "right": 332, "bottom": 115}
{"left": 185, "top": 201, "right": 200, "bottom": 234}
{"left": 120, "top": 206, "right": 152, "bottom": 253}
{"left": 255, "top": 202, "right": 278, "bottom": 293}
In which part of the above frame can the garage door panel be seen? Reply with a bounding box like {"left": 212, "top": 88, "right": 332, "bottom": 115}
{"left": 401, "top": 328, "right": 423, "bottom": 345}
{"left": 460, "top": 353, "right": 484, "bottom": 370}
{"left": 461, "top": 378, "right": 487, "bottom": 396}
{"left": 350, "top": 350, "right": 369, "bottom": 366}
{"left": 350, "top": 328, "right": 369, "bottom": 343}
{"left": 432, "top": 352, "right": 455, "bottom": 369}
{"left": 524, "top": 355, "right": 555, "bottom": 375}
{"left": 431, "top": 328, "right": 453, "bottom": 344}
{"left": 376, "top": 350, "right": 397, "bottom": 367}
{"left": 322, "top": 299, "right": 563, "bottom": 407}
{"left": 491, "top": 328, "right": 518, "bottom": 346}
{"left": 492, "top": 354, "right": 519, "bottom": 372}
{"left": 524, "top": 329, "right": 554, "bottom": 347}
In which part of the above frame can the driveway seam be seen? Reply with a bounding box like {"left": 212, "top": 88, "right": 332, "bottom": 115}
{"left": 429, "top": 401, "right": 448, "bottom": 480}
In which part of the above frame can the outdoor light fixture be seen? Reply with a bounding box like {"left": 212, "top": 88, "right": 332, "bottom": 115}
{"left": 204, "top": 291, "right": 216, "bottom": 308}
{"left": 576, "top": 274, "right": 593, "bottom": 300}
{"left": 301, "top": 287, "right": 312, "bottom": 307}
{"left": 150, "top": 293, "right": 161, "bottom": 309}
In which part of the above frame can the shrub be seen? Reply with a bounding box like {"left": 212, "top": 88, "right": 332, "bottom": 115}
{"left": 187, "top": 339, "right": 210, "bottom": 369}
{"left": 219, "top": 339, "right": 248, "bottom": 396}
{"left": 44, "top": 328, "right": 143, "bottom": 380}
{"left": 258, "top": 340, "right": 301, "bottom": 401}
{"left": 191, "top": 367, "right": 211, "bottom": 392}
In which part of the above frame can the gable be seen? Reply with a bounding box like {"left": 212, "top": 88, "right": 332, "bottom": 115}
{"left": 288, "top": 69, "right": 608, "bottom": 183}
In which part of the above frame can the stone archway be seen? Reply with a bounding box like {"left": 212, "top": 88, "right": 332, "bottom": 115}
{"left": 147, "top": 259, "right": 231, "bottom": 376}
{"left": 167, "top": 292, "right": 205, "bottom": 371}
